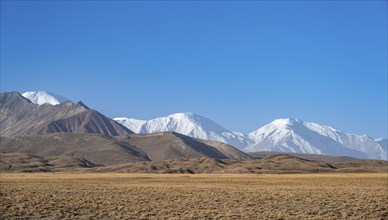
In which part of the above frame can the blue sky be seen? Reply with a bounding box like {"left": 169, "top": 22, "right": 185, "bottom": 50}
{"left": 1, "top": 1, "right": 387, "bottom": 138}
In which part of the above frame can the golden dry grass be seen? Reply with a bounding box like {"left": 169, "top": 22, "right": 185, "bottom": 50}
{"left": 0, "top": 173, "right": 387, "bottom": 219}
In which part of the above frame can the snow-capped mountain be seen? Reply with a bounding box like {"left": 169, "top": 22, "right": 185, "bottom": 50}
{"left": 115, "top": 114, "right": 386, "bottom": 160}
{"left": 19, "top": 90, "right": 387, "bottom": 160}
{"left": 22, "top": 91, "right": 69, "bottom": 105}
{"left": 245, "top": 118, "right": 387, "bottom": 160}
{"left": 114, "top": 113, "right": 252, "bottom": 148}
{"left": 114, "top": 118, "right": 146, "bottom": 134}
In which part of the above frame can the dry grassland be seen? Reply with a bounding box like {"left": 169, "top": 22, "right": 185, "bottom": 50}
{"left": 0, "top": 173, "right": 387, "bottom": 219}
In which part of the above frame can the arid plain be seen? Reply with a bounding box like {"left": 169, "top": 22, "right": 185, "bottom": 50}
{"left": 1, "top": 173, "right": 387, "bottom": 219}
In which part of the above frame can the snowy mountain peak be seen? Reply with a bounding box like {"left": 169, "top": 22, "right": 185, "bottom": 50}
{"left": 114, "top": 112, "right": 252, "bottom": 148}
{"left": 247, "top": 118, "right": 387, "bottom": 160}
{"left": 113, "top": 117, "right": 146, "bottom": 134}
{"left": 22, "top": 91, "right": 69, "bottom": 105}
{"left": 272, "top": 118, "right": 302, "bottom": 126}
{"left": 170, "top": 112, "right": 196, "bottom": 119}
{"left": 163, "top": 112, "right": 227, "bottom": 133}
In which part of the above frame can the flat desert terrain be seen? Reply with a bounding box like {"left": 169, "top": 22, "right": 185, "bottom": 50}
{"left": 0, "top": 173, "right": 387, "bottom": 219}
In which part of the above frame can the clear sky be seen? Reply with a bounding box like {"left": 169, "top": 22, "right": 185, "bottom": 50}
{"left": 1, "top": 1, "right": 387, "bottom": 138}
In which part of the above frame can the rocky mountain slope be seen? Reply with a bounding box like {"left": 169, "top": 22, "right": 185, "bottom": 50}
{"left": 0, "top": 133, "right": 149, "bottom": 165}
{"left": 0, "top": 92, "right": 133, "bottom": 137}
{"left": 115, "top": 132, "right": 251, "bottom": 161}
{"left": 0, "top": 132, "right": 251, "bottom": 165}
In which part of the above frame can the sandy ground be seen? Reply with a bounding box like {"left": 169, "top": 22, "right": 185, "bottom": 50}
{"left": 0, "top": 173, "right": 387, "bottom": 219}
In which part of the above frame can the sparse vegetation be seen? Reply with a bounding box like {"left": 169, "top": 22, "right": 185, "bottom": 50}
{"left": 1, "top": 173, "right": 386, "bottom": 219}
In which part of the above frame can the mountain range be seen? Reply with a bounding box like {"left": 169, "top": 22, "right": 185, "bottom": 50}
{"left": 8, "top": 91, "right": 388, "bottom": 160}
{"left": 0, "top": 92, "right": 250, "bottom": 167}
{"left": 115, "top": 115, "right": 386, "bottom": 160}
{"left": 114, "top": 113, "right": 252, "bottom": 148}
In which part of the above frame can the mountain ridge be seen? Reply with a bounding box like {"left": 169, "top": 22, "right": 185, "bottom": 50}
{"left": 0, "top": 92, "right": 133, "bottom": 137}
{"left": 10, "top": 91, "right": 387, "bottom": 160}
{"left": 116, "top": 115, "right": 387, "bottom": 160}
{"left": 114, "top": 112, "right": 252, "bottom": 148}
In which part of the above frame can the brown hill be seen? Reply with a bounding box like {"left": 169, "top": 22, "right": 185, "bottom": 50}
{"left": 331, "top": 160, "right": 388, "bottom": 173}
{"left": 248, "top": 151, "right": 363, "bottom": 163}
{"left": 0, "top": 133, "right": 150, "bottom": 165}
{"left": 256, "top": 154, "right": 336, "bottom": 173}
{"left": 2, "top": 152, "right": 387, "bottom": 173}
{"left": 94, "top": 157, "right": 229, "bottom": 174}
{"left": 0, "top": 132, "right": 250, "bottom": 166}
{"left": 0, "top": 152, "right": 97, "bottom": 172}
{"left": 115, "top": 132, "right": 252, "bottom": 161}
{"left": 93, "top": 154, "right": 337, "bottom": 174}
{"left": 198, "top": 139, "right": 252, "bottom": 160}
{"left": 0, "top": 92, "right": 133, "bottom": 137}
{"left": 94, "top": 154, "right": 388, "bottom": 174}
